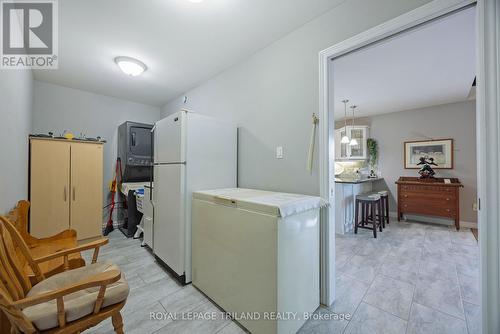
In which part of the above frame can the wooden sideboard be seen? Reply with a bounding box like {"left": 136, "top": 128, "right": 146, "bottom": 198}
{"left": 396, "top": 177, "right": 463, "bottom": 230}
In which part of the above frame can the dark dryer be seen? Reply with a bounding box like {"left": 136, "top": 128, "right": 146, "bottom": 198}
{"left": 118, "top": 121, "right": 153, "bottom": 181}
{"left": 117, "top": 121, "right": 153, "bottom": 237}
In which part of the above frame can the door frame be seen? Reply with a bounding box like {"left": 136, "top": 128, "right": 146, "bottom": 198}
{"left": 319, "top": 0, "right": 498, "bottom": 332}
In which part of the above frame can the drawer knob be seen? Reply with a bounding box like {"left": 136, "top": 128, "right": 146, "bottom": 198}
{"left": 404, "top": 195, "right": 408, "bottom": 198}
{"left": 404, "top": 204, "right": 408, "bottom": 208}
{"left": 446, "top": 198, "right": 450, "bottom": 201}
{"left": 446, "top": 209, "right": 451, "bottom": 212}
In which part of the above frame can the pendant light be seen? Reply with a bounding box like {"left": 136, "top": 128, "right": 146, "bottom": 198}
{"left": 349, "top": 105, "right": 358, "bottom": 146}
{"left": 340, "top": 99, "right": 350, "bottom": 144}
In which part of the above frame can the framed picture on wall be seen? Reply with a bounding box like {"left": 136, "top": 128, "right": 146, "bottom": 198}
{"left": 404, "top": 139, "right": 453, "bottom": 169}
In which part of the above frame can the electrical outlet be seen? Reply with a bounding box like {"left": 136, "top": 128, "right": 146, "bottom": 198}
{"left": 276, "top": 146, "right": 284, "bottom": 159}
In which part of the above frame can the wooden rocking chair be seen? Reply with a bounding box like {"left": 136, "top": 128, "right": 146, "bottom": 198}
{"left": 6, "top": 200, "right": 108, "bottom": 284}
{"left": 0, "top": 216, "right": 129, "bottom": 333}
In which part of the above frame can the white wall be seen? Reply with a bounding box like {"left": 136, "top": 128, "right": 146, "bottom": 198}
{"left": 161, "top": 0, "right": 432, "bottom": 195}
{"left": 365, "top": 101, "right": 477, "bottom": 224}
{"left": 0, "top": 70, "right": 33, "bottom": 214}
{"left": 32, "top": 81, "right": 161, "bottom": 213}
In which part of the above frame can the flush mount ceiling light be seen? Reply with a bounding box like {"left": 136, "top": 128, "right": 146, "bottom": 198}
{"left": 187, "top": 0, "right": 204, "bottom": 3}
{"left": 114, "top": 56, "right": 147, "bottom": 77}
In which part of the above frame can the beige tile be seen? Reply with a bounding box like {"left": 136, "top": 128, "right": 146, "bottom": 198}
{"left": 159, "top": 285, "right": 209, "bottom": 315}
{"left": 216, "top": 321, "right": 248, "bottom": 334}
{"left": 418, "top": 259, "right": 457, "bottom": 281}
{"left": 407, "top": 302, "right": 467, "bottom": 334}
{"left": 363, "top": 275, "right": 414, "bottom": 320}
{"left": 297, "top": 307, "right": 348, "bottom": 334}
{"left": 381, "top": 255, "right": 420, "bottom": 275}
{"left": 122, "top": 301, "right": 174, "bottom": 334}
{"left": 414, "top": 273, "right": 464, "bottom": 319}
{"left": 344, "top": 302, "right": 407, "bottom": 334}
{"left": 328, "top": 274, "right": 370, "bottom": 316}
{"left": 463, "top": 301, "right": 481, "bottom": 334}
{"left": 458, "top": 273, "right": 480, "bottom": 305}
{"left": 153, "top": 301, "right": 230, "bottom": 334}
{"left": 450, "top": 230, "right": 477, "bottom": 246}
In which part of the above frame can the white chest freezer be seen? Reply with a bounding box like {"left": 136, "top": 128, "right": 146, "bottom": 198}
{"left": 192, "top": 188, "right": 325, "bottom": 334}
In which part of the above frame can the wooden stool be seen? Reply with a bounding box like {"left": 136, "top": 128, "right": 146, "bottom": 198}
{"left": 355, "top": 193, "right": 383, "bottom": 238}
{"left": 377, "top": 190, "right": 390, "bottom": 227}
{"left": 368, "top": 190, "right": 390, "bottom": 228}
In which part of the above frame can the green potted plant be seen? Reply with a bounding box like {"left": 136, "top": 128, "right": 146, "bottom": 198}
{"left": 367, "top": 138, "right": 378, "bottom": 175}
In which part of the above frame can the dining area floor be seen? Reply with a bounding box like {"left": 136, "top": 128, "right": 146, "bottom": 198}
{"left": 82, "top": 220, "right": 480, "bottom": 334}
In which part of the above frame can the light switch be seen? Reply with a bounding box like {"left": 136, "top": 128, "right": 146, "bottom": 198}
{"left": 276, "top": 146, "right": 284, "bottom": 159}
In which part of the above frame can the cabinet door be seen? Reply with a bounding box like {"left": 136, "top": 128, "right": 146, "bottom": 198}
{"left": 70, "top": 143, "right": 103, "bottom": 240}
{"left": 348, "top": 127, "right": 367, "bottom": 159}
{"left": 30, "top": 140, "right": 71, "bottom": 238}
{"left": 335, "top": 128, "right": 349, "bottom": 159}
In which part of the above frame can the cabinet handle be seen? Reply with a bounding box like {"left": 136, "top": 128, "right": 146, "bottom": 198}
{"left": 404, "top": 195, "right": 408, "bottom": 198}
{"left": 446, "top": 198, "right": 450, "bottom": 201}
{"left": 73, "top": 187, "right": 76, "bottom": 201}
{"left": 64, "top": 187, "right": 67, "bottom": 202}
{"left": 446, "top": 209, "right": 451, "bottom": 212}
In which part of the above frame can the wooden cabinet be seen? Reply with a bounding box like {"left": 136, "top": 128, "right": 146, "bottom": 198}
{"left": 396, "top": 177, "right": 463, "bottom": 230}
{"left": 30, "top": 138, "right": 103, "bottom": 240}
{"left": 334, "top": 126, "right": 369, "bottom": 160}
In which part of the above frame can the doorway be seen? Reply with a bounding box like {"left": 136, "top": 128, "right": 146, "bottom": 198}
{"left": 318, "top": 0, "right": 499, "bottom": 333}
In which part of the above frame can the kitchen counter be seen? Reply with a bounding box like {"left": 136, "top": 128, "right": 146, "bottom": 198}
{"left": 335, "top": 177, "right": 384, "bottom": 184}
{"left": 335, "top": 177, "right": 385, "bottom": 235}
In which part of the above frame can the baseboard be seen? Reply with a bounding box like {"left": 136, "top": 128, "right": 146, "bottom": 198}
{"left": 389, "top": 211, "right": 478, "bottom": 229}
{"left": 460, "top": 221, "right": 478, "bottom": 229}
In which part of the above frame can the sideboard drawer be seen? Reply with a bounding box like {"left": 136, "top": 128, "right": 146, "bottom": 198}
{"left": 399, "top": 201, "right": 457, "bottom": 218}
{"left": 399, "top": 192, "right": 457, "bottom": 206}
{"left": 400, "top": 184, "right": 456, "bottom": 194}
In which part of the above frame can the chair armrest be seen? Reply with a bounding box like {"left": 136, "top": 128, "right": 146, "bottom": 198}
{"left": 12, "top": 269, "right": 121, "bottom": 309}
{"left": 32, "top": 229, "right": 78, "bottom": 244}
{"left": 33, "top": 238, "right": 109, "bottom": 264}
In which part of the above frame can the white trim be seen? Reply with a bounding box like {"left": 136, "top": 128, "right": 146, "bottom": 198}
{"left": 391, "top": 211, "right": 478, "bottom": 229}
{"left": 460, "top": 221, "right": 478, "bottom": 229}
{"left": 318, "top": 47, "right": 334, "bottom": 305}
{"left": 318, "top": 0, "right": 477, "bottom": 307}
{"left": 477, "top": 0, "right": 500, "bottom": 333}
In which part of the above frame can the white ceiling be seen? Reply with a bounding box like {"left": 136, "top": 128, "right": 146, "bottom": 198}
{"left": 33, "top": 0, "right": 346, "bottom": 106}
{"left": 332, "top": 7, "right": 476, "bottom": 120}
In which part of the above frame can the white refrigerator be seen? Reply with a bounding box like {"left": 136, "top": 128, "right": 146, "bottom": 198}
{"left": 152, "top": 110, "right": 237, "bottom": 284}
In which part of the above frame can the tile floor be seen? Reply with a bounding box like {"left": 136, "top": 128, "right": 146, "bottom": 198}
{"left": 310, "top": 220, "right": 481, "bottom": 334}
{"left": 83, "top": 220, "right": 480, "bottom": 334}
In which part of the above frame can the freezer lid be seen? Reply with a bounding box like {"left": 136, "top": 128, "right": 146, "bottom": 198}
{"left": 192, "top": 188, "right": 328, "bottom": 218}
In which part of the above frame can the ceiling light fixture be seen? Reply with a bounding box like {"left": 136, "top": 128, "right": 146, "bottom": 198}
{"left": 115, "top": 56, "right": 147, "bottom": 77}
{"left": 340, "top": 99, "right": 350, "bottom": 144}
{"left": 187, "top": 0, "right": 204, "bottom": 3}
